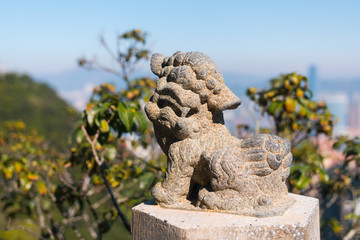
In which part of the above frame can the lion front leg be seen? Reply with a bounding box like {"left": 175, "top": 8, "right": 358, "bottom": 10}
{"left": 151, "top": 145, "right": 194, "bottom": 207}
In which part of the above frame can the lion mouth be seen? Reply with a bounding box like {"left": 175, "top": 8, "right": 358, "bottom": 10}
{"left": 145, "top": 103, "right": 178, "bottom": 130}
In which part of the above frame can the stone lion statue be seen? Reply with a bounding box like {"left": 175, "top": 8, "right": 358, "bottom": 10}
{"left": 145, "top": 51, "right": 294, "bottom": 216}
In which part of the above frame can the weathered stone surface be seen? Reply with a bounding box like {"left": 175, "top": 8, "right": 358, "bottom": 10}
{"left": 145, "top": 51, "right": 294, "bottom": 216}
{"left": 132, "top": 194, "right": 320, "bottom": 240}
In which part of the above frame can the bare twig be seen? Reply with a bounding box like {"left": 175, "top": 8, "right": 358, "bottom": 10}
{"left": 58, "top": 174, "right": 77, "bottom": 191}
{"left": 81, "top": 170, "right": 91, "bottom": 193}
{"left": 326, "top": 193, "right": 339, "bottom": 209}
{"left": 86, "top": 185, "right": 105, "bottom": 196}
{"left": 81, "top": 124, "right": 131, "bottom": 233}
{"left": 85, "top": 196, "right": 102, "bottom": 240}
{"left": 344, "top": 228, "right": 360, "bottom": 240}
{"left": 35, "top": 197, "right": 46, "bottom": 236}
{"left": 92, "top": 194, "right": 111, "bottom": 209}
{"left": 81, "top": 126, "right": 103, "bottom": 166}
{"left": 82, "top": 212, "right": 98, "bottom": 239}
{"left": 100, "top": 35, "right": 118, "bottom": 63}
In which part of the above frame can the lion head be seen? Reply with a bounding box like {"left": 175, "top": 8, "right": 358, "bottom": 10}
{"left": 145, "top": 51, "right": 241, "bottom": 153}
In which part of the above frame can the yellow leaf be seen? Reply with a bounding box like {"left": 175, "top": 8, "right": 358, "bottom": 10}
{"left": 266, "top": 91, "right": 276, "bottom": 98}
{"left": 86, "top": 103, "right": 94, "bottom": 114}
{"left": 14, "top": 162, "right": 22, "bottom": 173}
{"left": 110, "top": 180, "right": 120, "bottom": 188}
{"left": 64, "top": 162, "right": 71, "bottom": 168}
{"left": 291, "top": 75, "right": 299, "bottom": 85}
{"left": 248, "top": 87, "right": 257, "bottom": 93}
{"left": 37, "top": 181, "right": 47, "bottom": 195}
{"left": 285, "top": 98, "right": 296, "bottom": 113}
{"left": 103, "top": 83, "right": 115, "bottom": 93}
{"left": 309, "top": 102, "right": 317, "bottom": 110}
{"left": 27, "top": 172, "right": 39, "bottom": 181}
{"left": 310, "top": 113, "right": 317, "bottom": 121}
{"left": 323, "top": 125, "right": 331, "bottom": 133}
{"left": 93, "top": 176, "right": 102, "bottom": 185}
{"left": 299, "top": 106, "right": 307, "bottom": 117}
{"left": 126, "top": 91, "right": 134, "bottom": 99}
{"left": 4, "top": 166, "right": 14, "bottom": 179}
{"left": 100, "top": 119, "right": 110, "bottom": 133}
{"left": 296, "top": 89, "right": 304, "bottom": 98}
{"left": 284, "top": 80, "right": 290, "bottom": 89}
{"left": 317, "top": 101, "right": 326, "bottom": 107}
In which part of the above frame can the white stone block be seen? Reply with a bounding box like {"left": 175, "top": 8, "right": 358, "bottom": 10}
{"left": 132, "top": 193, "right": 319, "bottom": 240}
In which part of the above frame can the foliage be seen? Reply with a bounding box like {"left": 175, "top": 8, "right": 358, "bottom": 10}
{"left": 0, "top": 73, "right": 79, "bottom": 151}
{"left": 247, "top": 73, "right": 360, "bottom": 239}
{"left": 332, "top": 136, "right": 360, "bottom": 240}
{"left": 0, "top": 120, "right": 160, "bottom": 239}
{"left": 0, "top": 121, "right": 66, "bottom": 239}
{"left": 70, "top": 29, "right": 165, "bottom": 237}
{"left": 0, "top": 29, "right": 164, "bottom": 240}
{"left": 247, "top": 72, "right": 335, "bottom": 146}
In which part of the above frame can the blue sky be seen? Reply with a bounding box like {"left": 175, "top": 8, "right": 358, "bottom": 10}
{"left": 0, "top": 1, "right": 359, "bottom": 79}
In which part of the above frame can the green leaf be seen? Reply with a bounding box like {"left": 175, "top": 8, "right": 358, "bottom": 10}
{"left": 296, "top": 175, "right": 311, "bottom": 190}
{"left": 20, "top": 175, "right": 32, "bottom": 191}
{"left": 268, "top": 101, "right": 283, "bottom": 115}
{"left": 118, "top": 102, "right": 134, "bottom": 132}
{"left": 99, "top": 102, "right": 111, "bottom": 115}
{"left": 105, "top": 146, "right": 117, "bottom": 161}
{"left": 134, "top": 111, "right": 148, "bottom": 132}
{"left": 76, "top": 128, "right": 84, "bottom": 144}
{"left": 318, "top": 168, "right": 330, "bottom": 183}
{"left": 87, "top": 108, "right": 99, "bottom": 127}
{"left": 328, "top": 218, "right": 342, "bottom": 234}
{"left": 289, "top": 164, "right": 301, "bottom": 174}
{"left": 344, "top": 213, "right": 360, "bottom": 220}
{"left": 100, "top": 119, "right": 110, "bottom": 133}
{"left": 139, "top": 172, "right": 156, "bottom": 190}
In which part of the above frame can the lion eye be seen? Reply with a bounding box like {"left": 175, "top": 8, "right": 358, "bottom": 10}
{"left": 186, "top": 108, "right": 198, "bottom": 117}
{"left": 157, "top": 98, "right": 182, "bottom": 117}
{"left": 157, "top": 99, "right": 166, "bottom": 108}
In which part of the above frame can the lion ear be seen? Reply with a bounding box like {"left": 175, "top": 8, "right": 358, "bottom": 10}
{"left": 207, "top": 86, "right": 241, "bottom": 111}
{"left": 150, "top": 53, "right": 166, "bottom": 77}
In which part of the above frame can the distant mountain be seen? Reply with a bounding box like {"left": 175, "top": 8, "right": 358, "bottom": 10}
{"left": 35, "top": 69, "right": 137, "bottom": 110}
{"left": 0, "top": 72, "right": 79, "bottom": 150}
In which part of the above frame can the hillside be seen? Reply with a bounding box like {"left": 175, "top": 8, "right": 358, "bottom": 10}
{"left": 0, "top": 72, "right": 79, "bottom": 150}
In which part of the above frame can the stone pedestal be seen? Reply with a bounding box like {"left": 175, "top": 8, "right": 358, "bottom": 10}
{"left": 132, "top": 193, "right": 320, "bottom": 240}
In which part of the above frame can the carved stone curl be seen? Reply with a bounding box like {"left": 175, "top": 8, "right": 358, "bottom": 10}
{"left": 145, "top": 51, "right": 294, "bottom": 217}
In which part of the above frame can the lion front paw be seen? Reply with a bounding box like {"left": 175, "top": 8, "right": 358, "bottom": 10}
{"left": 198, "top": 188, "right": 218, "bottom": 209}
{"left": 151, "top": 182, "right": 180, "bottom": 206}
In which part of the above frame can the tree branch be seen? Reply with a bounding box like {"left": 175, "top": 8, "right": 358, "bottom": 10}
{"left": 81, "top": 126, "right": 103, "bottom": 166}
{"left": 100, "top": 163, "right": 131, "bottom": 233}
{"left": 81, "top": 124, "right": 131, "bottom": 233}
